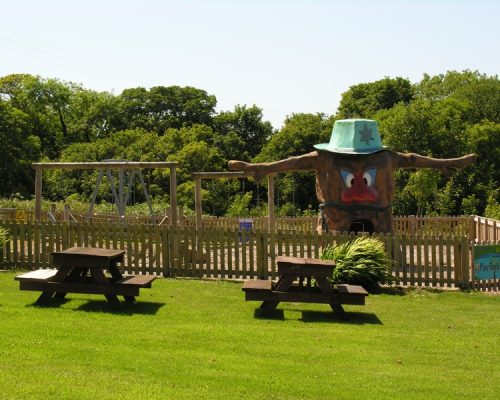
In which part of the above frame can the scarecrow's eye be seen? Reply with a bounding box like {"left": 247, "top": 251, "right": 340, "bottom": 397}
{"left": 340, "top": 170, "right": 354, "bottom": 188}
{"left": 363, "top": 168, "right": 377, "bottom": 187}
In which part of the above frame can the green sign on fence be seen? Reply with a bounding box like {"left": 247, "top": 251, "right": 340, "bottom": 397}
{"left": 473, "top": 244, "right": 500, "bottom": 280}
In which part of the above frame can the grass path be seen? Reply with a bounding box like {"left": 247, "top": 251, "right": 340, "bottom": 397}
{"left": 0, "top": 272, "right": 498, "bottom": 399}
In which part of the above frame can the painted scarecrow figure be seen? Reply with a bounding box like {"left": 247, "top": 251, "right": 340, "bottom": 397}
{"left": 228, "top": 119, "right": 475, "bottom": 233}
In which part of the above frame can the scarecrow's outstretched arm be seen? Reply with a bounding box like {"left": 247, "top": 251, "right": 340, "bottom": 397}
{"left": 396, "top": 152, "right": 476, "bottom": 178}
{"left": 228, "top": 151, "right": 320, "bottom": 182}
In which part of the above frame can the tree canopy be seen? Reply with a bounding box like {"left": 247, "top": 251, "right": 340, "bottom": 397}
{"left": 0, "top": 70, "right": 498, "bottom": 218}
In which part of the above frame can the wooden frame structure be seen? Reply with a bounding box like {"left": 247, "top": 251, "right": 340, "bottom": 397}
{"left": 32, "top": 161, "right": 179, "bottom": 223}
{"left": 192, "top": 171, "right": 276, "bottom": 231}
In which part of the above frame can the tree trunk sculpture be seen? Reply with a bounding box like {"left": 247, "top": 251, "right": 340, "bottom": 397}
{"left": 228, "top": 119, "right": 475, "bottom": 233}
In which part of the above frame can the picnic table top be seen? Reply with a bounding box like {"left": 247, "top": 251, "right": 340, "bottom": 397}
{"left": 51, "top": 247, "right": 126, "bottom": 269}
{"left": 51, "top": 246, "right": 125, "bottom": 258}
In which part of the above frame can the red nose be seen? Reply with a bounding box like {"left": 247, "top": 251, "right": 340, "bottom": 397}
{"left": 341, "top": 173, "right": 378, "bottom": 203}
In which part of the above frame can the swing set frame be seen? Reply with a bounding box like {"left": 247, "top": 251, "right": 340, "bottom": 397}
{"left": 192, "top": 171, "right": 276, "bottom": 231}
{"left": 32, "top": 161, "right": 179, "bottom": 224}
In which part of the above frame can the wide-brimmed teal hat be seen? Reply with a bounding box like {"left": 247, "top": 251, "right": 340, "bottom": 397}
{"left": 314, "top": 119, "right": 387, "bottom": 154}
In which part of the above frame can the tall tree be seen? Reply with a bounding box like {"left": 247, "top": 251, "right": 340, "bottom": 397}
{"left": 336, "top": 77, "right": 414, "bottom": 119}
{"left": 0, "top": 100, "right": 41, "bottom": 197}
{"left": 213, "top": 104, "right": 274, "bottom": 161}
{"left": 119, "top": 85, "right": 217, "bottom": 134}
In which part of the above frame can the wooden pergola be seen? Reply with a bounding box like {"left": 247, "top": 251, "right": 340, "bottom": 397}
{"left": 32, "top": 161, "right": 179, "bottom": 222}
{"left": 192, "top": 171, "right": 275, "bottom": 231}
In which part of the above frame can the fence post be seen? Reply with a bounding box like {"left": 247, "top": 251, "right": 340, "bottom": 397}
{"left": 256, "top": 230, "right": 268, "bottom": 279}
{"left": 461, "top": 237, "right": 471, "bottom": 289}
{"left": 468, "top": 215, "right": 476, "bottom": 242}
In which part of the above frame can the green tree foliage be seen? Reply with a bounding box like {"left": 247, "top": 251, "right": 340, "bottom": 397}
{"left": 416, "top": 70, "right": 500, "bottom": 124}
{"left": 119, "top": 86, "right": 217, "bottom": 134}
{"left": 374, "top": 71, "right": 499, "bottom": 216}
{"left": 0, "top": 100, "right": 41, "bottom": 197}
{"left": 0, "top": 70, "right": 497, "bottom": 218}
{"left": 336, "top": 77, "right": 414, "bottom": 119}
{"left": 213, "top": 104, "right": 274, "bottom": 161}
{"left": 254, "top": 113, "right": 334, "bottom": 213}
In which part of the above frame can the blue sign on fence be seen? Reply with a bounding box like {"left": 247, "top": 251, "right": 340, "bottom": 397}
{"left": 238, "top": 218, "right": 253, "bottom": 231}
{"left": 473, "top": 244, "right": 500, "bottom": 280}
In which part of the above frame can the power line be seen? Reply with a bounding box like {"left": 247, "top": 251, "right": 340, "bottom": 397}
{"left": 0, "top": 26, "right": 145, "bottom": 89}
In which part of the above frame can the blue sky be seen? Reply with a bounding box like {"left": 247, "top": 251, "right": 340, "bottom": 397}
{"left": 1, "top": 0, "right": 498, "bottom": 129}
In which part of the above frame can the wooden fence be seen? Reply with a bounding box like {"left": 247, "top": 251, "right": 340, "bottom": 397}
{"left": 3, "top": 207, "right": 498, "bottom": 242}
{"left": 1, "top": 220, "right": 497, "bottom": 291}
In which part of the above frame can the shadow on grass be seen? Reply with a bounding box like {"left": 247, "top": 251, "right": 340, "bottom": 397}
{"left": 371, "top": 286, "right": 406, "bottom": 295}
{"left": 253, "top": 308, "right": 285, "bottom": 320}
{"left": 300, "top": 310, "right": 383, "bottom": 325}
{"left": 28, "top": 298, "right": 165, "bottom": 315}
{"left": 74, "top": 300, "right": 165, "bottom": 315}
{"left": 29, "top": 297, "right": 71, "bottom": 308}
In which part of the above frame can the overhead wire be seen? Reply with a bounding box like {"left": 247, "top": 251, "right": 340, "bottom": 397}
{"left": 0, "top": 26, "right": 144, "bottom": 90}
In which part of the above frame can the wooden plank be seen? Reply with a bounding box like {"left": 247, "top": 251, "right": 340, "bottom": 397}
{"left": 120, "top": 275, "right": 156, "bottom": 287}
{"left": 234, "top": 229, "right": 241, "bottom": 279}
{"left": 34, "top": 222, "right": 40, "bottom": 268}
{"left": 213, "top": 228, "right": 219, "bottom": 278}
{"left": 18, "top": 281, "right": 140, "bottom": 297}
{"left": 423, "top": 235, "right": 430, "bottom": 287}
{"left": 446, "top": 236, "right": 452, "bottom": 287}
{"left": 416, "top": 235, "right": 422, "bottom": 287}
{"left": 12, "top": 221, "right": 19, "bottom": 267}
{"left": 335, "top": 284, "right": 369, "bottom": 296}
{"left": 401, "top": 234, "right": 407, "bottom": 286}
{"left": 431, "top": 235, "right": 437, "bottom": 287}
{"left": 27, "top": 222, "right": 33, "bottom": 269}
{"left": 245, "top": 289, "right": 366, "bottom": 305}
{"left": 409, "top": 234, "right": 415, "bottom": 287}
{"left": 226, "top": 229, "right": 232, "bottom": 278}
{"left": 393, "top": 233, "right": 400, "bottom": 285}
{"left": 19, "top": 222, "right": 26, "bottom": 268}
{"left": 439, "top": 236, "right": 444, "bottom": 287}
{"left": 153, "top": 224, "right": 161, "bottom": 276}
{"left": 276, "top": 255, "right": 335, "bottom": 268}
{"left": 461, "top": 236, "right": 470, "bottom": 288}
{"left": 241, "top": 228, "right": 247, "bottom": 279}
{"left": 15, "top": 269, "right": 58, "bottom": 281}
{"left": 242, "top": 279, "right": 273, "bottom": 291}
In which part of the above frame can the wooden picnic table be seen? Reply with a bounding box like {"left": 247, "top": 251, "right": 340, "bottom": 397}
{"left": 242, "top": 255, "right": 368, "bottom": 318}
{"left": 15, "top": 246, "right": 156, "bottom": 307}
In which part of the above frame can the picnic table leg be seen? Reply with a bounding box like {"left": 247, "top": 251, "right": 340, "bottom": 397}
{"left": 315, "top": 277, "right": 348, "bottom": 320}
{"left": 259, "top": 300, "right": 280, "bottom": 313}
{"left": 258, "top": 275, "right": 295, "bottom": 314}
{"left": 36, "top": 266, "right": 72, "bottom": 304}
{"left": 35, "top": 290, "right": 56, "bottom": 305}
{"left": 90, "top": 269, "right": 122, "bottom": 308}
{"left": 54, "top": 267, "right": 87, "bottom": 299}
{"left": 108, "top": 264, "right": 136, "bottom": 303}
{"left": 330, "top": 303, "right": 348, "bottom": 320}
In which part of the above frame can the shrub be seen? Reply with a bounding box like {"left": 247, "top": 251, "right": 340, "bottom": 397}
{"left": 321, "top": 236, "right": 394, "bottom": 292}
{"left": 0, "top": 227, "right": 9, "bottom": 249}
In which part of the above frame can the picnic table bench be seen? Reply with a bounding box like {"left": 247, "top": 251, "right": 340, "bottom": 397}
{"left": 243, "top": 255, "right": 368, "bottom": 318}
{"left": 15, "top": 246, "right": 156, "bottom": 307}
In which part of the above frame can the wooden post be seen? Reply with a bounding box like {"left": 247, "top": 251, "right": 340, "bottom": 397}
{"left": 178, "top": 206, "right": 185, "bottom": 227}
{"left": 267, "top": 174, "right": 275, "bottom": 232}
{"left": 195, "top": 176, "right": 202, "bottom": 230}
{"left": 170, "top": 165, "right": 177, "bottom": 226}
{"left": 64, "top": 204, "right": 70, "bottom": 222}
{"left": 34, "top": 165, "right": 43, "bottom": 221}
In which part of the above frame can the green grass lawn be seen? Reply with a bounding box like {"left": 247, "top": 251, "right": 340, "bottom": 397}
{"left": 0, "top": 271, "right": 498, "bottom": 400}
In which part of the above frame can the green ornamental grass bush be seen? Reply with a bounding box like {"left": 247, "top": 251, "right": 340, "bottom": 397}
{"left": 321, "top": 236, "right": 394, "bottom": 292}
{"left": 0, "top": 226, "right": 9, "bottom": 248}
